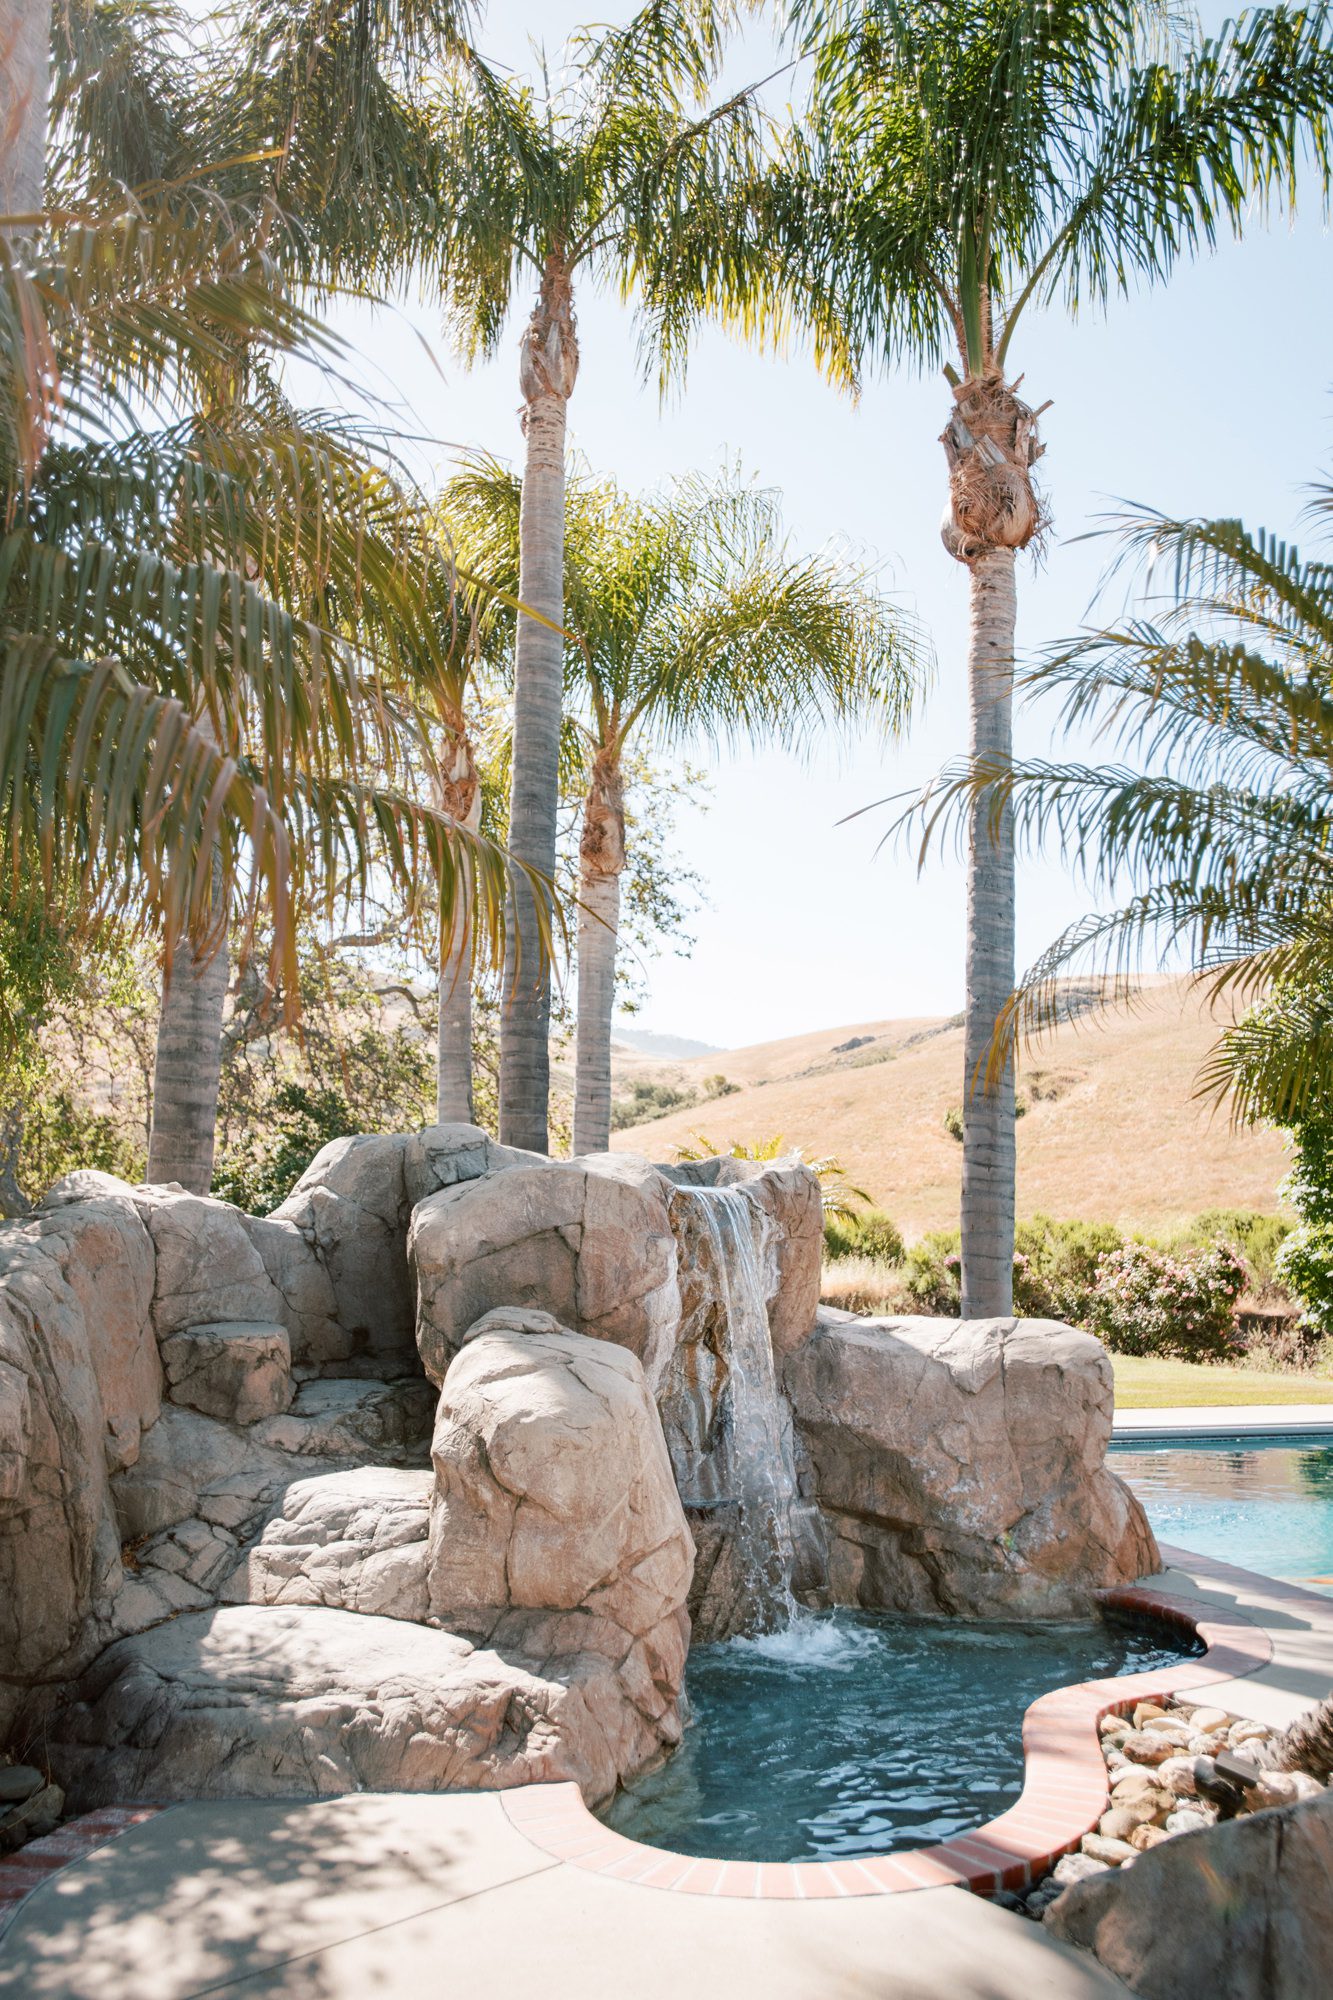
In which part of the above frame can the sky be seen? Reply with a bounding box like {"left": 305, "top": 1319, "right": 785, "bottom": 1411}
{"left": 309, "top": 2, "right": 1333, "bottom": 1050}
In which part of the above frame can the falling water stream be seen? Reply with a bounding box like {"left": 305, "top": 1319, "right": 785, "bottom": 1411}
{"left": 677, "top": 1185, "right": 801, "bottom": 1632}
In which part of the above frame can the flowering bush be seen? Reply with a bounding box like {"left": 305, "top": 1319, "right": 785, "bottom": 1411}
{"left": 1085, "top": 1241, "right": 1246, "bottom": 1360}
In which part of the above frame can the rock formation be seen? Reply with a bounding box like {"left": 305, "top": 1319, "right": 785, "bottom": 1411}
{"left": 786, "top": 1308, "right": 1158, "bottom": 1616}
{"left": 0, "top": 1124, "right": 1158, "bottom": 1829}
{"left": 1045, "top": 1783, "right": 1333, "bottom": 1999}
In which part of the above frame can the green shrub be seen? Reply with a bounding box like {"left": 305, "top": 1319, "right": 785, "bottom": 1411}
{"left": 1013, "top": 1213, "right": 1123, "bottom": 1321}
{"left": 823, "top": 1206, "right": 905, "bottom": 1265}
{"left": 609, "top": 1078, "right": 698, "bottom": 1130}
{"left": 1085, "top": 1241, "right": 1246, "bottom": 1360}
{"left": 1274, "top": 1226, "right": 1333, "bottom": 1338}
{"left": 1160, "top": 1209, "right": 1292, "bottom": 1288}
{"left": 901, "top": 1229, "right": 963, "bottom": 1313}
{"left": 212, "top": 1083, "right": 368, "bottom": 1214}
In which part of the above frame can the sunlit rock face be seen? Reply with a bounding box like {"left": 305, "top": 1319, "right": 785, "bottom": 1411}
{"left": 786, "top": 1309, "right": 1159, "bottom": 1618}
{"left": 1, "top": 1131, "right": 1154, "bottom": 1826}
{"left": 409, "top": 1154, "right": 681, "bottom": 1390}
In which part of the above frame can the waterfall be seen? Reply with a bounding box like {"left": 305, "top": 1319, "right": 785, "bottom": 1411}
{"left": 674, "top": 1185, "right": 800, "bottom": 1634}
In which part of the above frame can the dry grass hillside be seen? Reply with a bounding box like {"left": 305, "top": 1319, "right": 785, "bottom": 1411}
{"left": 608, "top": 979, "right": 1291, "bottom": 1237}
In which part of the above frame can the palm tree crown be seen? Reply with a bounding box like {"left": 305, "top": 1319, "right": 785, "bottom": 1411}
{"left": 446, "top": 455, "right": 919, "bottom": 1153}
{"left": 726, "top": 0, "right": 1333, "bottom": 1315}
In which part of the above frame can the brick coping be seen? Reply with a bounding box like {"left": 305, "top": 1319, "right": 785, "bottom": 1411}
{"left": 0, "top": 1568, "right": 1296, "bottom": 1930}
{"left": 0, "top": 1807, "right": 163, "bottom": 1940}
{"left": 498, "top": 1582, "right": 1276, "bottom": 1900}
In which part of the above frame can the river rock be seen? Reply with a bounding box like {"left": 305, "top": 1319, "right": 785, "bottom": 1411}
{"left": 1052, "top": 1852, "right": 1109, "bottom": 1887}
{"left": 1118, "top": 1730, "right": 1179, "bottom": 1766}
{"left": 410, "top": 1157, "right": 680, "bottom": 1390}
{"left": 1047, "top": 1783, "right": 1333, "bottom": 1998}
{"left": 1248, "top": 1769, "right": 1324, "bottom": 1810}
{"left": 1082, "top": 1832, "right": 1138, "bottom": 1864}
{"left": 160, "top": 1322, "right": 293, "bottom": 1425}
{"left": 785, "top": 1310, "right": 1159, "bottom": 1616}
{"left": 0, "top": 1765, "right": 42, "bottom": 1804}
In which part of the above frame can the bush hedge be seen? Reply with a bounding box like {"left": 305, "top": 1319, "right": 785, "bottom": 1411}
{"left": 822, "top": 1207, "right": 1297, "bottom": 1364}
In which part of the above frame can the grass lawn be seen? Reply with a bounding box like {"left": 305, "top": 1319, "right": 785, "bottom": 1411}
{"left": 1113, "top": 1353, "right": 1333, "bottom": 1408}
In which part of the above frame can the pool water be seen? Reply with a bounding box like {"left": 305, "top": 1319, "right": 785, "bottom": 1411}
{"left": 603, "top": 1609, "right": 1190, "bottom": 1862}
{"left": 1112, "top": 1431, "right": 1333, "bottom": 1592}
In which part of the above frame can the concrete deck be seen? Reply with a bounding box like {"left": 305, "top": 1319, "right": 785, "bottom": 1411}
{"left": 3, "top": 1550, "right": 1330, "bottom": 2000}
{"left": 1113, "top": 1403, "right": 1333, "bottom": 1438}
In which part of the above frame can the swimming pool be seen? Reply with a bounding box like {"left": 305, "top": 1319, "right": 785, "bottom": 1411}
{"left": 1111, "top": 1430, "right": 1333, "bottom": 1591}
{"left": 603, "top": 1608, "right": 1190, "bottom": 1863}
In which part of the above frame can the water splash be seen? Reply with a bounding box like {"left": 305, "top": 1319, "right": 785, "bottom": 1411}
{"left": 676, "top": 1185, "right": 800, "bottom": 1633}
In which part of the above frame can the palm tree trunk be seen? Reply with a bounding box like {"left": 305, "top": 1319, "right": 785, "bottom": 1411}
{"left": 960, "top": 547, "right": 1017, "bottom": 1318}
{"left": 572, "top": 748, "right": 625, "bottom": 1156}
{"left": 146, "top": 929, "right": 230, "bottom": 1191}
{"left": 0, "top": 0, "right": 51, "bottom": 220}
{"left": 499, "top": 256, "right": 578, "bottom": 1153}
{"left": 436, "top": 728, "right": 481, "bottom": 1124}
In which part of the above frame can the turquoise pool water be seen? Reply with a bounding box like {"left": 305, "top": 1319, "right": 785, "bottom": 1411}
{"left": 604, "top": 1610, "right": 1189, "bottom": 1863}
{"left": 1111, "top": 1432, "right": 1333, "bottom": 1592}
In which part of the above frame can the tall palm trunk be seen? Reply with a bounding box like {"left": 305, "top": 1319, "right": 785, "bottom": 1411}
{"left": 146, "top": 927, "right": 230, "bottom": 1191}
{"left": 941, "top": 370, "right": 1043, "bottom": 1318}
{"left": 572, "top": 746, "right": 625, "bottom": 1156}
{"left": 960, "top": 549, "right": 1017, "bottom": 1318}
{"left": 499, "top": 255, "right": 578, "bottom": 1153}
{"left": 436, "top": 725, "right": 481, "bottom": 1123}
{"left": 0, "top": 0, "right": 51, "bottom": 219}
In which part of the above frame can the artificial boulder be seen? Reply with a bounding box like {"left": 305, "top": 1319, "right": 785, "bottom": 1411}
{"left": 224, "top": 1466, "right": 431, "bottom": 1621}
{"left": 410, "top": 1157, "right": 680, "bottom": 1389}
{"left": 786, "top": 1309, "right": 1158, "bottom": 1616}
{"left": 160, "top": 1321, "right": 293, "bottom": 1426}
{"left": 1046, "top": 1783, "right": 1333, "bottom": 1999}
{"left": 45, "top": 1601, "right": 637, "bottom": 1811}
{"left": 428, "top": 1307, "right": 694, "bottom": 1762}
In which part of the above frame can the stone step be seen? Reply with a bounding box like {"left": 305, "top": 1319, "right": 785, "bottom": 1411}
{"left": 161, "top": 1321, "right": 293, "bottom": 1426}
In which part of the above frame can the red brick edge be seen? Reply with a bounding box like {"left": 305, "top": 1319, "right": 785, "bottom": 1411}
{"left": 499, "top": 1583, "right": 1275, "bottom": 1900}
{"left": 0, "top": 1807, "right": 163, "bottom": 1940}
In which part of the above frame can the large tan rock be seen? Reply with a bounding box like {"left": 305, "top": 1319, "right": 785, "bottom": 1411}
{"left": 224, "top": 1466, "right": 431, "bottom": 1621}
{"left": 161, "top": 1321, "right": 293, "bottom": 1425}
{"left": 36, "top": 1179, "right": 159, "bottom": 1471}
{"left": 0, "top": 1227, "right": 123, "bottom": 1734}
{"left": 410, "top": 1157, "right": 680, "bottom": 1389}
{"left": 1046, "top": 1783, "right": 1333, "bottom": 1998}
{"left": 132, "top": 1187, "right": 282, "bottom": 1339}
{"left": 45, "top": 1602, "right": 635, "bottom": 1810}
{"left": 786, "top": 1309, "right": 1158, "bottom": 1616}
{"left": 662, "top": 1155, "right": 823, "bottom": 1362}
{"left": 267, "top": 1124, "right": 532, "bottom": 1368}
{"left": 428, "top": 1307, "right": 693, "bottom": 1767}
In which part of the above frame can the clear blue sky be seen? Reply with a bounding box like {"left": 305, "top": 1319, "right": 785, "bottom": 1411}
{"left": 313, "top": 3, "right": 1333, "bottom": 1049}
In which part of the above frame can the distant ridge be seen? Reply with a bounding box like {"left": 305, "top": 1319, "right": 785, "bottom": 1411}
{"left": 607, "top": 978, "right": 1290, "bottom": 1234}
{"left": 611, "top": 1026, "right": 725, "bottom": 1059}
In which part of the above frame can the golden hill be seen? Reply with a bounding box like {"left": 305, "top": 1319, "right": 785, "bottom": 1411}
{"left": 607, "top": 980, "right": 1292, "bottom": 1237}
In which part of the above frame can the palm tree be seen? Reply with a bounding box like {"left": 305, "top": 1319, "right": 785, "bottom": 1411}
{"left": 0, "top": 195, "right": 517, "bottom": 1199}
{"left": 425, "top": 2, "right": 769, "bottom": 1152}
{"left": 0, "top": 0, "right": 51, "bottom": 218}
{"left": 912, "top": 481, "right": 1333, "bottom": 1130}
{"left": 444, "top": 460, "right": 917, "bottom": 1154}
{"left": 752, "top": 0, "right": 1333, "bottom": 1315}
{"left": 47, "top": 0, "right": 485, "bottom": 1187}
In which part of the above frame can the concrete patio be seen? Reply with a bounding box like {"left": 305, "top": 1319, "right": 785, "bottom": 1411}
{"left": 3, "top": 1550, "right": 1330, "bottom": 2000}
